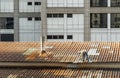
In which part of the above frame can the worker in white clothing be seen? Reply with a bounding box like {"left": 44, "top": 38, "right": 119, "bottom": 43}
{"left": 78, "top": 50, "right": 92, "bottom": 63}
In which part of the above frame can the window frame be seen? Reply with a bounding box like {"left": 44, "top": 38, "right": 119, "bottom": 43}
{"left": 67, "top": 14, "right": 73, "bottom": 18}
{"left": 67, "top": 35, "right": 73, "bottom": 39}
{"left": 27, "top": 2, "right": 32, "bottom": 6}
{"left": 35, "top": 2, "right": 41, "bottom": 5}
{"left": 28, "top": 17, "right": 32, "bottom": 21}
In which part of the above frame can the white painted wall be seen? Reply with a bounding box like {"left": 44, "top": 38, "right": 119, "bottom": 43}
{"left": 0, "top": 29, "right": 14, "bottom": 34}
{"left": 19, "top": 18, "right": 41, "bottom": 42}
{"left": 0, "top": 0, "right": 14, "bottom": 12}
{"left": 47, "top": 0, "right": 84, "bottom": 7}
{"left": 47, "top": 14, "right": 84, "bottom": 42}
{"left": 66, "top": 14, "right": 84, "bottom": 41}
{"left": 91, "top": 14, "right": 120, "bottom": 42}
{"left": 19, "top": 0, "right": 41, "bottom": 12}
{"left": 108, "top": 0, "right": 111, "bottom": 7}
{"left": 91, "top": 29, "right": 107, "bottom": 42}
{"left": 110, "top": 29, "right": 120, "bottom": 42}
{"left": 91, "top": 29, "right": 120, "bottom": 42}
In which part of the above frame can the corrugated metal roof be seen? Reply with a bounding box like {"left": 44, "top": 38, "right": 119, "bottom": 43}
{"left": 0, "top": 42, "right": 119, "bottom": 63}
{"left": 0, "top": 68, "right": 119, "bottom": 78}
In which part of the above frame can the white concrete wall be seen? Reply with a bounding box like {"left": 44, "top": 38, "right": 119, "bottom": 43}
{"left": 110, "top": 29, "right": 120, "bottom": 42}
{"left": 47, "top": 14, "right": 84, "bottom": 42}
{"left": 91, "top": 13, "right": 120, "bottom": 42}
{"left": 108, "top": 0, "right": 111, "bottom": 7}
{"left": 91, "top": 29, "right": 108, "bottom": 42}
{"left": 47, "top": 0, "right": 84, "bottom": 7}
{"left": 91, "top": 29, "right": 120, "bottom": 42}
{"left": 19, "top": 0, "right": 41, "bottom": 12}
{"left": 0, "top": 0, "right": 14, "bottom": 12}
{"left": 19, "top": 18, "right": 41, "bottom": 42}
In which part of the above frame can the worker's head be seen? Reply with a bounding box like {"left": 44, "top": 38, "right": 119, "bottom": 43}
{"left": 77, "top": 49, "right": 87, "bottom": 54}
{"left": 41, "top": 50, "right": 46, "bottom": 54}
{"left": 81, "top": 50, "right": 87, "bottom": 53}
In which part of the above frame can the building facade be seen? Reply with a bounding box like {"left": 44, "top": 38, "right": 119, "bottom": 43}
{"left": 0, "top": 0, "right": 41, "bottom": 42}
{"left": 1, "top": 0, "right": 120, "bottom": 42}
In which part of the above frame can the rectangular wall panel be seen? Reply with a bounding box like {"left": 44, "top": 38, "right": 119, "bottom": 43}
{"left": 19, "top": 18, "right": 41, "bottom": 42}
{"left": 47, "top": 0, "right": 84, "bottom": 7}
{"left": 91, "top": 29, "right": 108, "bottom": 42}
{"left": 0, "top": 0, "right": 14, "bottom": 12}
{"left": 47, "top": 14, "right": 84, "bottom": 42}
{"left": 19, "top": 0, "right": 41, "bottom": 12}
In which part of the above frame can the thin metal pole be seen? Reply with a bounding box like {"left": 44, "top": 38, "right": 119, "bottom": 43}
{"left": 40, "top": 36, "right": 42, "bottom": 51}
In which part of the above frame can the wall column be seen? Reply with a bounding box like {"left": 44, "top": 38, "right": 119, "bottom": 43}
{"left": 41, "top": 0, "right": 47, "bottom": 41}
{"left": 84, "top": 0, "right": 91, "bottom": 41}
{"left": 14, "top": 0, "right": 19, "bottom": 41}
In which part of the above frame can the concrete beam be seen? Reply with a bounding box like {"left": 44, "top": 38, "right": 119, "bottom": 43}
{"left": 0, "top": 62, "right": 119, "bottom": 69}
{"left": 47, "top": 8, "right": 85, "bottom": 14}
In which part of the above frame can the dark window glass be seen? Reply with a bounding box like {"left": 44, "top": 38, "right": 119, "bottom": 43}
{"left": 59, "top": 35, "right": 64, "bottom": 39}
{"left": 47, "top": 35, "right": 52, "bottom": 39}
{"left": 35, "top": 2, "right": 41, "bottom": 5}
{"left": 90, "top": 13, "right": 107, "bottom": 28}
{"left": 1, "top": 34, "right": 14, "bottom": 41}
{"left": 53, "top": 14, "right": 58, "bottom": 18}
{"left": 28, "top": 17, "right": 32, "bottom": 21}
{"left": 28, "top": 2, "right": 32, "bottom": 5}
{"left": 35, "top": 17, "right": 41, "bottom": 21}
{"left": 53, "top": 35, "right": 58, "bottom": 39}
{"left": 67, "top": 35, "right": 73, "bottom": 39}
{"left": 90, "top": 0, "right": 107, "bottom": 7}
{"left": 67, "top": 14, "right": 72, "bottom": 18}
{"left": 47, "top": 14, "right": 52, "bottom": 18}
{"left": 111, "top": 13, "right": 120, "bottom": 28}
{"left": 0, "top": 17, "right": 14, "bottom": 29}
{"left": 6, "top": 17, "right": 14, "bottom": 29}
{"left": 111, "top": 0, "right": 120, "bottom": 7}
{"left": 59, "top": 14, "right": 64, "bottom": 18}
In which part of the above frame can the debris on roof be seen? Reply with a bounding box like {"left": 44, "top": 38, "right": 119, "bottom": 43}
{"left": 102, "top": 46, "right": 110, "bottom": 49}
{"left": 88, "top": 49, "right": 99, "bottom": 55}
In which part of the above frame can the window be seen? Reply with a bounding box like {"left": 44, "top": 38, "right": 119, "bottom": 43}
{"left": 53, "top": 35, "right": 58, "bottom": 39}
{"left": 53, "top": 14, "right": 58, "bottom": 18}
{"left": 47, "top": 35, "right": 64, "bottom": 39}
{"left": 6, "top": 18, "right": 14, "bottom": 29}
{"left": 35, "top": 17, "right": 41, "bottom": 21}
{"left": 47, "top": 35, "right": 52, "bottom": 39}
{"left": 90, "top": 0, "right": 107, "bottom": 7}
{"left": 111, "top": 0, "right": 120, "bottom": 7}
{"left": 59, "top": 14, "right": 64, "bottom": 18}
{"left": 47, "top": 14, "right": 52, "bottom": 18}
{"left": 28, "top": 17, "right": 32, "bottom": 21}
{"left": 47, "top": 13, "right": 64, "bottom": 18}
{"left": 67, "top": 14, "right": 73, "bottom": 18}
{"left": 90, "top": 13, "right": 107, "bottom": 28}
{"left": 67, "top": 35, "right": 73, "bottom": 39}
{"left": 111, "top": 13, "right": 120, "bottom": 28}
{"left": 28, "top": 2, "right": 32, "bottom": 5}
{"left": 0, "top": 17, "right": 14, "bottom": 29}
{"left": 59, "top": 35, "right": 64, "bottom": 39}
{"left": 1, "top": 34, "right": 14, "bottom": 41}
{"left": 35, "top": 2, "right": 41, "bottom": 5}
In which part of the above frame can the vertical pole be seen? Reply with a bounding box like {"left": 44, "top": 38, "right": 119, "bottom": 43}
{"left": 41, "top": 36, "right": 45, "bottom": 52}
{"left": 40, "top": 0, "right": 47, "bottom": 52}
{"left": 108, "top": 13, "right": 111, "bottom": 42}
{"left": 40, "top": 36, "right": 43, "bottom": 51}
